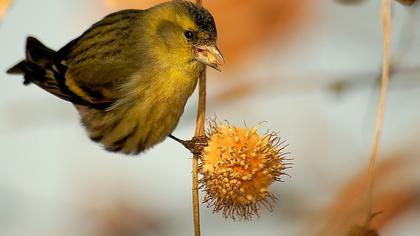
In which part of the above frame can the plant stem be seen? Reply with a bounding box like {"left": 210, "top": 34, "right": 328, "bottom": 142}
{"left": 193, "top": 0, "right": 204, "bottom": 234}
{"left": 192, "top": 69, "right": 206, "bottom": 236}
{"left": 366, "top": 0, "right": 391, "bottom": 225}
{"left": 192, "top": 0, "right": 205, "bottom": 232}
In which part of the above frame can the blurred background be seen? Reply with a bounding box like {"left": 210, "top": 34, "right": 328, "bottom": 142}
{"left": 1, "top": 0, "right": 420, "bottom": 235}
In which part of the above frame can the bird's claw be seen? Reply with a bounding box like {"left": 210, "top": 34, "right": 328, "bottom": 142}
{"left": 182, "top": 135, "right": 208, "bottom": 157}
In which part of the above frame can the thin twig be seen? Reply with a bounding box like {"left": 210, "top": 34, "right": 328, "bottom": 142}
{"left": 192, "top": 1, "right": 205, "bottom": 235}
{"left": 192, "top": 69, "right": 206, "bottom": 236}
{"left": 365, "top": 0, "right": 391, "bottom": 225}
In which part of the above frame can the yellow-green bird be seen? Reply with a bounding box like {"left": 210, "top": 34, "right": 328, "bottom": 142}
{"left": 7, "top": 0, "right": 224, "bottom": 155}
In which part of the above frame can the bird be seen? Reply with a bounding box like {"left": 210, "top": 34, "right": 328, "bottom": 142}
{"left": 6, "top": 0, "right": 224, "bottom": 155}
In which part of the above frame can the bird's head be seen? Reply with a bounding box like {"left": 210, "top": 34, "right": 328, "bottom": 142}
{"left": 149, "top": 0, "right": 224, "bottom": 71}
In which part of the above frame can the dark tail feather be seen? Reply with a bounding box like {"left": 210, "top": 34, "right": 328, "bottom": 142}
{"left": 7, "top": 36, "right": 56, "bottom": 75}
{"left": 6, "top": 60, "right": 26, "bottom": 74}
{"left": 6, "top": 60, "right": 34, "bottom": 85}
{"left": 25, "top": 36, "right": 55, "bottom": 66}
{"left": 6, "top": 37, "right": 68, "bottom": 92}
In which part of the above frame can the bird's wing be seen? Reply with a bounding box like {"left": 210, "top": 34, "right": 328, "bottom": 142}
{"left": 56, "top": 9, "right": 143, "bottom": 109}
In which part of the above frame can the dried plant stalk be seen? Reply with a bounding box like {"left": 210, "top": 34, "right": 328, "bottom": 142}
{"left": 192, "top": 0, "right": 205, "bottom": 234}
{"left": 366, "top": 0, "right": 391, "bottom": 226}
{"left": 192, "top": 69, "right": 206, "bottom": 236}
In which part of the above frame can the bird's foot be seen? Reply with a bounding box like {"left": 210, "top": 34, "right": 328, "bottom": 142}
{"left": 169, "top": 134, "right": 208, "bottom": 156}
{"left": 184, "top": 135, "right": 209, "bottom": 156}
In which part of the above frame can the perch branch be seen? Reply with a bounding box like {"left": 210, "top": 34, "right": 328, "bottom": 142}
{"left": 192, "top": 1, "right": 205, "bottom": 235}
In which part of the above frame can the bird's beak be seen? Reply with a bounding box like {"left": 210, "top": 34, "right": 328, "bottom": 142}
{"left": 193, "top": 44, "right": 225, "bottom": 71}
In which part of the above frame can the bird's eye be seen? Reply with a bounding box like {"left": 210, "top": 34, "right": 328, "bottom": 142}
{"left": 184, "top": 30, "right": 195, "bottom": 39}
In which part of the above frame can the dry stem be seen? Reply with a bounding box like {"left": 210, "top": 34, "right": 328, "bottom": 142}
{"left": 366, "top": 0, "right": 391, "bottom": 225}
{"left": 192, "top": 0, "right": 206, "bottom": 221}
{"left": 192, "top": 69, "right": 206, "bottom": 236}
{"left": 193, "top": 1, "right": 204, "bottom": 235}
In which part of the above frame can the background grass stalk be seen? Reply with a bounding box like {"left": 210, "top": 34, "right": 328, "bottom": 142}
{"left": 366, "top": 0, "right": 391, "bottom": 225}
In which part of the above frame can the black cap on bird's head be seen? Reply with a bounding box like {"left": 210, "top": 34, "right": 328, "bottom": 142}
{"left": 177, "top": 0, "right": 217, "bottom": 41}
{"left": 171, "top": 0, "right": 224, "bottom": 71}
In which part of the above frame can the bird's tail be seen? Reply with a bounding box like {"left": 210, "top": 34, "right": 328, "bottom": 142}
{"left": 6, "top": 37, "right": 76, "bottom": 102}
{"left": 7, "top": 37, "right": 55, "bottom": 73}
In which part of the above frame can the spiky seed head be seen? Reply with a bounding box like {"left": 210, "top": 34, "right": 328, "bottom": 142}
{"left": 199, "top": 121, "right": 288, "bottom": 220}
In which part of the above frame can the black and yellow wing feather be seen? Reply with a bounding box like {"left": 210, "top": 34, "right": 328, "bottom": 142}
{"left": 7, "top": 10, "right": 143, "bottom": 110}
